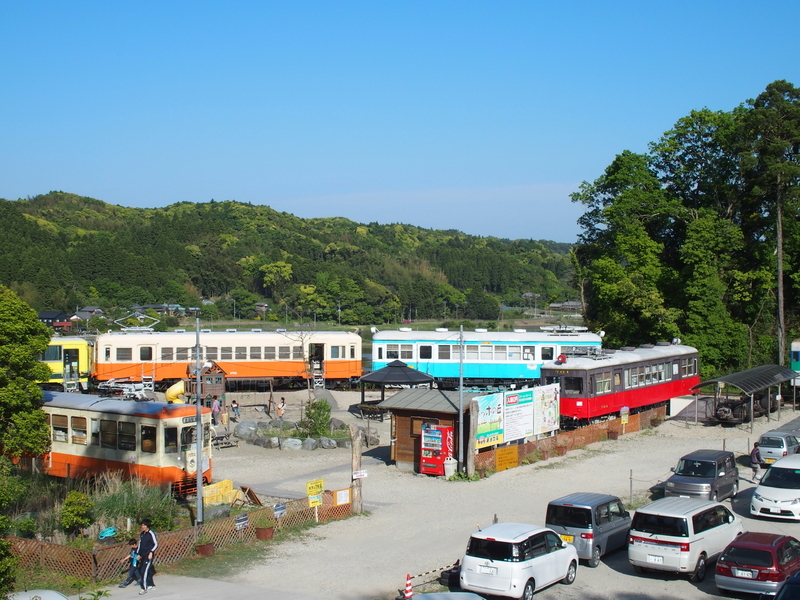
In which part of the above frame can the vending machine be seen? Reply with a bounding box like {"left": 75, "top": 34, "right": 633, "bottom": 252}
{"left": 419, "top": 424, "right": 454, "bottom": 475}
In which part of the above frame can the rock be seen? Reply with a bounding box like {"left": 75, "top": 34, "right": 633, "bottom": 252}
{"left": 366, "top": 433, "right": 380, "bottom": 446}
{"left": 270, "top": 419, "right": 295, "bottom": 430}
{"left": 335, "top": 438, "right": 352, "bottom": 449}
{"left": 234, "top": 420, "right": 258, "bottom": 441}
{"left": 329, "top": 417, "right": 347, "bottom": 431}
{"left": 301, "top": 437, "right": 318, "bottom": 451}
{"left": 253, "top": 436, "right": 269, "bottom": 448}
{"left": 266, "top": 437, "right": 281, "bottom": 448}
{"left": 283, "top": 438, "right": 303, "bottom": 450}
{"left": 204, "top": 504, "right": 231, "bottom": 520}
{"left": 317, "top": 437, "right": 337, "bottom": 449}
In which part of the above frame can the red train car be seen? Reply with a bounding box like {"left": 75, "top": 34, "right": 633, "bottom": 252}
{"left": 541, "top": 342, "right": 699, "bottom": 428}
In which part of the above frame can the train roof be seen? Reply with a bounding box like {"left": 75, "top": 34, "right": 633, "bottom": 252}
{"left": 372, "top": 329, "right": 602, "bottom": 343}
{"left": 96, "top": 329, "right": 359, "bottom": 338}
{"left": 42, "top": 391, "right": 208, "bottom": 418}
{"left": 541, "top": 343, "right": 698, "bottom": 371}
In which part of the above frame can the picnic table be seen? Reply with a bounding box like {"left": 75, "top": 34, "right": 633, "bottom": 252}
{"left": 212, "top": 432, "right": 239, "bottom": 449}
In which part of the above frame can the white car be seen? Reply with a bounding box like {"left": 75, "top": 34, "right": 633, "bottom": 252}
{"left": 751, "top": 454, "right": 800, "bottom": 520}
{"left": 459, "top": 522, "right": 578, "bottom": 600}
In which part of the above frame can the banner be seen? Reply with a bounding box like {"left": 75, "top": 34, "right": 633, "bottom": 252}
{"left": 475, "top": 393, "right": 504, "bottom": 449}
{"left": 475, "top": 384, "right": 560, "bottom": 448}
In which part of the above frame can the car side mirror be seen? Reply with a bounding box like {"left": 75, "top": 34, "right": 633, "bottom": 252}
{"left": 719, "top": 471, "right": 725, "bottom": 477}
{"left": 562, "top": 541, "right": 568, "bottom": 549}
{"left": 670, "top": 467, "right": 675, "bottom": 473}
{"left": 624, "top": 511, "right": 630, "bottom": 518}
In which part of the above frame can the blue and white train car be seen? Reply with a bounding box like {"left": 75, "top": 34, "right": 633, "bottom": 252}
{"left": 371, "top": 327, "right": 603, "bottom": 389}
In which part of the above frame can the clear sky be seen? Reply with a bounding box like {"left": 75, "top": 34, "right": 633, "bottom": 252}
{"left": 1, "top": 2, "right": 798, "bottom": 243}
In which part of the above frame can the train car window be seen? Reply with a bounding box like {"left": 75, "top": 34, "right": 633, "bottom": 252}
{"left": 104, "top": 347, "right": 111, "bottom": 360}
{"left": 377, "top": 347, "right": 383, "bottom": 360}
{"left": 164, "top": 427, "right": 178, "bottom": 453}
{"left": 176, "top": 347, "right": 190, "bottom": 360}
{"left": 331, "top": 346, "right": 341, "bottom": 359}
{"left": 116, "top": 348, "right": 133, "bottom": 361}
{"left": 400, "top": 345, "right": 413, "bottom": 359}
{"left": 452, "top": 344, "right": 461, "bottom": 359}
{"left": 207, "top": 347, "right": 218, "bottom": 359}
{"left": 437, "top": 345, "right": 449, "bottom": 360}
{"left": 141, "top": 425, "right": 157, "bottom": 453}
{"left": 466, "top": 346, "right": 479, "bottom": 359}
{"left": 564, "top": 377, "right": 583, "bottom": 395}
{"left": 541, "top": 347, "right": 554, "bottom": 361}
{"left": 161, "top": 347, "right": 173, "bottom": 360}
{"left": 494, "top": 346, "right": 507, "bottom": 360}
{"left": 221, "top": 347, "right": 233, "bottom": 359}
{"left": 45, "top": 413, "right": 51, "bottom": 426}
{"left": 204, "top": 423, "right": 211, "bottom": 448}
{"left": 293, "top": 346, "right": 303, "bottom": 359}
{"left": 277, "top": 346, "right": 289, "bottom": 359}
{"left": 52, "top": 415, "right": 68, "bottom": 442}
{"left": 140, "top": 347, "right": 153, "bottom": 361}
{"left": 250, "top": 347, "right": 261, "bottom": 360}
{"left": 681, "top": 358, "right": 697, "bottom": 377}
{"left": 387, "top": 344, "right": 399, "bottom": 359}
{"left": 479, "top": 345, "right": 492, "bottom": 360}
{"left": 118, "top": 422, "right": 136, "bottom": 451}
{"left": 523, "top": 346, "right": 535, "bottom": 360}
{"left": 614, "top": 373, "right": 622, "bottom": 386}
{"left": 190, "top": 347, "right": 202, "bottom": 360}
{"left": 420, "top": 345, "right": 432, "bottom": 359}
{"left": 350, "top": 345, "right": 356, "bottom": 359}
{"left": 644, "top": 365, "right": 653, "bottom": 385}
{"left": 91, "top": 419, "right": 100, "bottom": 445}
{"left": 100, "top": 419, "right": 117, "bottom": 448}
{"left": 508, "top": 346, "right": 521, "bottom": 360}
{"left": 595, "top": 372, "right": 611, "bottom": 394}
{"left": 264, "top": 346, "right": 276, "bottom": 359}
{"left": 180, "top": 426, "right": 195, "bottom": 451}
{"left": 41, "top": 345, "right": 62, "bottom": 361}
{"left": 236, "top": 347, "right": 247, "bottom": 359}
{"left": 71, "top": 417, "right": 87, "bottom": 445}
{"left": 672, "top": 362, "right": 679, "bottom": 376}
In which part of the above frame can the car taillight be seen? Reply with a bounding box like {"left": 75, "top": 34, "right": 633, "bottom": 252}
{"left": 628, "top": 535, "right": 689, "bottom": 552}
{"left": 580, "top": 533, "right": 593, "bottom": 540}
{"left": 758, "top": 568, "right": 782, "bottom": 582}
{"left": 716, "top": 561, "right": 732, "bottom": 574}
{"left": 679, "top": 542, "right": 690, "bottom": 552}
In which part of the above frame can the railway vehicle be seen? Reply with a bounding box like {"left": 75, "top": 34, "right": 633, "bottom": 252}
{"left": 40, "top": 390, "right": 212, "bottom": 491}
{"left": 371, "top": 327, "right": 603, "bottom": 389}
{"left": 38, "top": 336, "right": 94, "bottom": 392}
{"left": 541, "top": 341, "right": 699, "bottom": 427}
{"left": 92, "top": 328, "right": 362, "bottom": 390}
{"left": 792, "top": 339, "right": 800, "bottom": 387}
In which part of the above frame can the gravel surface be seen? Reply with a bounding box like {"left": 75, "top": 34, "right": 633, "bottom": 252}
{"left": 211, "top": 391, "right": 800, "bottom": 600}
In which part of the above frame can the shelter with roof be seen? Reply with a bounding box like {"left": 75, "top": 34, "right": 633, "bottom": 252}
{"left": 358, "top": 359, "right": 434, "bottom": 404}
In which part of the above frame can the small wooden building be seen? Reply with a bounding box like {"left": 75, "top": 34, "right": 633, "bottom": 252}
{"left": 378, "top": 388, "right": 481, "bottom": 473}
{"left": 184, "top": 361, "right": 227, "bottom": 407}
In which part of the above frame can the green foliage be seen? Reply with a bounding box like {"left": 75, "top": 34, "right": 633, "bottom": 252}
{"left": 59, "top": 491, "right": 93, "bottom": 532}
{"left": 79, "top": 589, "right": 111, "bottom": 600}
{"left": 299, "top": 399, "right": 332, "bottom": 438}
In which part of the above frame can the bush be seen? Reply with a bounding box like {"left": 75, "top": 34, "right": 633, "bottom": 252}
{"left": 300, "top": 399, "right": 331, "bottom": 438}
{"left": 60, "top": 491, "right": 93, "bottom": 533}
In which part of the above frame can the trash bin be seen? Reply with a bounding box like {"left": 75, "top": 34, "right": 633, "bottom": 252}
{"left": 444, "top": 457, "right": 458, "bottom": 478}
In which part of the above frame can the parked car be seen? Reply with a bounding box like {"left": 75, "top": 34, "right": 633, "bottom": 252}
{"left": 751, "top": 454, "right": 800, "bottom": 520}
{"left": 8, "top": 592, "right": 70, "bottom": 600}
{"left": 715, "top": 532, "right": 800, "bottom": 596}
{"left": 770, "top": 570, "right": 800, "bottom": 600}
{"left": 459, "top": 522, "right": 578, "bottom": 600}
{"left": 545, "top": 492, "right": 631, "bottom": 567}
{"left": 628, "top": 497, "right": 743, "bottom": 582}
{"left": 664, "top": 449, "right": 739, "bottom": 501}
{"left": 758, "top": 431, "right": 800, "bottom": 466}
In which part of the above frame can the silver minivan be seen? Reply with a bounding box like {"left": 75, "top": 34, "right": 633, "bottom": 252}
{"left": 664, "top": 449, "right": 739, "bottom": 501}
{"left": 545, "top": 493, "right": 631, "bottom": 567}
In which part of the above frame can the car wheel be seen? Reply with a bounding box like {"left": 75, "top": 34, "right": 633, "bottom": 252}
{"left": 522, "top": 579, "right": 535, "bottom": 600}
{"left": 689, "top": 553, "right": 707, "bottom": 583}
{"left": 562, "top": 560, "right": 577, "bottom": 585}
{"left": 731, "top": 481, "right": 739, "bottom": 499}
{"left": 588, "top": 545, "right": 601, "bottom": 568}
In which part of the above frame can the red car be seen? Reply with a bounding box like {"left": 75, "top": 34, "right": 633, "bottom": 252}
{"left": 715, "top": 532, "right": 800, "bottom": 596}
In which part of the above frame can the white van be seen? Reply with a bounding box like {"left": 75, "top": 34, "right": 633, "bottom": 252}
{"left": 459, "top": 522, "right": 578, "bottom": 599}
{"left": 628, "top": 497, "right": 742, "bottom": 582}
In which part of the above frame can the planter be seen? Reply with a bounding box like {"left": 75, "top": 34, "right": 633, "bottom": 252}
{"left": 651, "top": 418, "right": 663, "bottom": 428}
{"left": 608, "top": 431, "right": 619, "bottom": 440}
{"left": 195, "top": 542, "right": 215, "bottom": 556}
{"left": 255, "top": 526, "right": 275, "bottom": 540}
{"left": 540, "top": 450, "right": 550, "bottom": 461}
{"left": 476, "top": 468, "right": 486, "bottom": 479}
{"left": 556, "top": 446, "right": 568, "bottom": 456}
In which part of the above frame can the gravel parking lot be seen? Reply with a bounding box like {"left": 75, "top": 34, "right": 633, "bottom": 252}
{"left": 210, "top": 391, "right": 800, "bottom": 600}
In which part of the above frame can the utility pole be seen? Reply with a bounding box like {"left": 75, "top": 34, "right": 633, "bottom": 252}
{"left": 194, "top": 318, "right": 204, "bottom": 526}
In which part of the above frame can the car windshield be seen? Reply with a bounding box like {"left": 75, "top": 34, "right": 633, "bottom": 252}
{"left": 720, "top": 546, "right": 773, "bottom": 567}
{"left": 546, "top": 505, "right": 592, "bottom": 529}
{"left": 760, "top": 437, "right": 785, "bottom": 449}
{"left": 466, "top": 538, "right": 517, "bottom": 562}
{"left": 631, "top": 513, "right": 688, "bottom": 537}
{"left": 761, "top": 467, "right": 800, "bottom": 490}
{"left": 674, "top": 459, "right": 716, "bottom": 478}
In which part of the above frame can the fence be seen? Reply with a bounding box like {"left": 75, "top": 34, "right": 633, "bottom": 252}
{"left": 474, "top": 406, "right": 666, "bottom": 473}
{"left": 9, "top": 489, "right": 353, "bottom": 583}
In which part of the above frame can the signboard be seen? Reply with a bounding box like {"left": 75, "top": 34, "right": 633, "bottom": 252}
{"left": 234, "top": 514, "right": 249, "bottom": 531}
{"left": 334, "top": 488, "right": 351, "bottom": 506}
{"left": 475, "top": 384, "right": 561, "bottom": 449}
{"left": 621, "top": 406, "right": 629, "bottom": 425}
{"left": 476, "top": 393, "right": 504, "bottom": 449}
{"left": 306, "top": 478, "right": 324, "bottom": 496}
{"left": 503, "top": 390, "right": 534, "bottom": 443}
{"left": 496, "top": 445, "right": 519, "bottom": 472}
{"left": 308, "top": 493, "right": 322, "bottom": 508}
{"left": 352, "top": 470, "right": 367, "bottom": 479}
{"left": 532, "top": 384, "right": 560, "bottom": 436}
{"left": 273, "top": 503, "right": 287, "bottom": 519}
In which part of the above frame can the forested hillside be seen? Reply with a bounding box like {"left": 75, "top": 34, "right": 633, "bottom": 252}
{"left": 572, "top": 80, "right": 800, "bottom": 375}
{"left": 0, "top": 193, "right": 575, "bottom": 323}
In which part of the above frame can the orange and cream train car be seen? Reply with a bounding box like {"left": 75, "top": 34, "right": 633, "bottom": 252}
{"left": 92, "top": 329, "right": 362, "bottom": 389}
{"left": 41, "top": 391, "right": 212, "bottom": 490}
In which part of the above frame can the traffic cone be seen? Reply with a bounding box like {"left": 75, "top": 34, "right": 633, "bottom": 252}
{"left": 403, "top": 574, "right": 413, "bottom": 599}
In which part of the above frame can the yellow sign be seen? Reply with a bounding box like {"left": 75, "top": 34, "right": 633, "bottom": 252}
{"left": 496, "top": 445, "right": 519, "bottom": 472}
{"left": 308, "top": 493, "right": 322, "bottom": 508}
{"left": 306, "top": 478, "right": 324, "bottom": 496}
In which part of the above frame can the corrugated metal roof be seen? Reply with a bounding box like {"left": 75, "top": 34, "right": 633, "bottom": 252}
{"left": 377, "top": 388, "right": 482, "bottom": 414}
{"left": 360, "top": 360, "right": 434, "bottom": 384}
{"left": 690, "top": 364, "right": 798, "bottom": 395}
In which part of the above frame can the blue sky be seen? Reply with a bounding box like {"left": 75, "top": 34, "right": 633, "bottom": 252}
{"left": 1, "top": 2, "right": 798, "bottom": 243}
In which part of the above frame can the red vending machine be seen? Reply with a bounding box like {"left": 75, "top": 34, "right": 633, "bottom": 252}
{"left": 419, "top": 424, "right": 454, "bottom": 475}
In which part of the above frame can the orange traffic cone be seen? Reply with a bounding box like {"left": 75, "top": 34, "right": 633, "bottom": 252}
{"left": 403, "top": 574, "right": 413, "bottom": 599}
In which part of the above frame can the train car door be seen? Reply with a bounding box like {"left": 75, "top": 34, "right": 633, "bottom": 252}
{"left": 612, "top": 369, "right": 623, "bottom": 393}
{"left": 310, "top": 343, "right": 325, "bottom": 371}
{"left": 63, "top": 349, "right": 80, "bottom": 381}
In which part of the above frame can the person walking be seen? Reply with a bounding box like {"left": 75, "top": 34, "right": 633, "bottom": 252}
{"left": 118, "top": 538, "right": 141, "bottom": 588}
{"left": 277, "top": 397, "right": 286, "bottom": 421}
{"left": 137, "top": 519, "right": 158, "bottom": 594}
{"left": 751, "top": 441, "right": 762, "bottom": 481}
{"left": 211, "top": 396, "right": 221, "bottom": 427}
{"left": 230, "top": 399, "right": 240, "bottom": 420}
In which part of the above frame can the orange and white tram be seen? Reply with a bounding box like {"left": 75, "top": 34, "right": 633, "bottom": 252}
{"left": 41, "top": 391, "right": 212, "bottom": 490}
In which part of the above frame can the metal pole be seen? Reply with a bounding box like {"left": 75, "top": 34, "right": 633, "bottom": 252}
{"left": 195, "top": 318, "right": 204, "bottom": 525}
{"left": 458, "top": 326, "right": 464, "bottom": 472}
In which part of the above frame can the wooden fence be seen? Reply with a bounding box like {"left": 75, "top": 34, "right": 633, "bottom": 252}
{"left": 9, "top": 489, "right": 353, "bottom": 583}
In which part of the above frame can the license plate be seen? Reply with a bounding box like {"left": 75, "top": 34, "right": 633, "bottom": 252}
{"left": 560, "top": 534, "right": 574, "bottom": 543}
{"left": 479, "top": 565, "right": 497, "bottom": 575}
{"left": 733, "top": 568, "right": 754, "bottom": 578}
{"left": 770, "top": 507, "right": 782, "bottom": 513}
{"left": 766, "top": 458, "right": 776, "bottom": 464}
{"left": 647, "top": 555, "right": 664, "bottom": 564}
{"left": 679, "top": 495, "right": 690, "bottom": 498}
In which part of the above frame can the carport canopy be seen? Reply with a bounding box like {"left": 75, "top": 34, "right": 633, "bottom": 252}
{"left": 690, "top": 364, "right": 797, "bottom": 395}
{"left": 359, "top": 360, "right": 434, "bottom": 404}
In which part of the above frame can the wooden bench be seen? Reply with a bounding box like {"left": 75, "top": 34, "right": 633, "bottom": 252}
{"left": 212, "top": 432, "right": 239, "bottom": 450}
{"left": 357, "top": 403, "right": 386, "bottom": 422}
